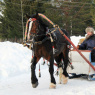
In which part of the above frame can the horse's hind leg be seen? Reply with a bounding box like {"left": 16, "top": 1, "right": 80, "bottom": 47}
{"left": 62, "top": 48, "right": 69, "bottom": 84}
{"left": 55, "top": 49, "right": 69, "bottom": 84}
{"left": 49, "top": 55, "right": 56, "bottom": 88}
{"left": 31, "top": 56, "right": 40, "bottom": 88}
{"left": 55, "top": 53, "right": 63, "bottom": 84}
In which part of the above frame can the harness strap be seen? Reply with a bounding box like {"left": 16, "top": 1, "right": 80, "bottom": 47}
{"left": 34, "top": 36, "right": 50, "bottom": 45}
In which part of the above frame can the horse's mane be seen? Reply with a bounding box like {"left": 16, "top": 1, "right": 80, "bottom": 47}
{"left": 38, "top": 16, "right": 49, "bottom": 30}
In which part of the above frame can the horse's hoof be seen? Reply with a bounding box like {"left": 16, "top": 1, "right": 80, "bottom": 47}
{"left": 62, "top": 75, "right": 68, "bottom": 84}
{"left": 49, "top": 83, "right": 56, "bottom": 89}
{"left": 32, "top": 81, "right": 39, "bottom": 88}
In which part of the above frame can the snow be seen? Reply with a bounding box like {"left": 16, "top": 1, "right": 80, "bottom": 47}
{"left": 0, "top": 41, "right": 31, "bottom": 79}
{"left": 0, "top": 36, "right": 95, "bottom": 95}
{"left": 70, "top": 35, "right": 85, "bottom": 46}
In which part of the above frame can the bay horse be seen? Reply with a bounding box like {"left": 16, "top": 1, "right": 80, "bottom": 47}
{"left": 25, "top": 13, "right": 70, "bottom": 88}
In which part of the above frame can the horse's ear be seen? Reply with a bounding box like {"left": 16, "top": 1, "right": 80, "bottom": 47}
{"left": 26, "top": 14, "right": 31, "bottom": 19}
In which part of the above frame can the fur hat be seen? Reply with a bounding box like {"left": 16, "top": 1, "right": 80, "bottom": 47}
{"left": 85, "top": 27, "right": 94, "bottom": 34}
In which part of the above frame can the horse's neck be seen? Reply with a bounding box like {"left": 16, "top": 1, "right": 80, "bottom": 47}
{"left": 35, "top": 26, "right": 47, "bottom": 41}
{"left": 34, "top": 34, "right": 46, "bottom": 41}
{"left": 34, "top": 22, "right": 47, "bottom": 41}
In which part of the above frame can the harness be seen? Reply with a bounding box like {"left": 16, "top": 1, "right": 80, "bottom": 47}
{"left": 24, "top": 18, "right": 37, "bottom": 41}
{"left": 33, "top": 36, "right": 50, "bottom": 45}
{"left": 24, "top": 17, "right": 57, "bottom": 46}
{"left": 23, "top": 14, "right": 71, "bottom": 77}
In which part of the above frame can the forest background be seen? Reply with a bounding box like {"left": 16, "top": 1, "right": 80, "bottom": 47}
{"left": 0, "top": 0, "right": 95, "bottom": 42}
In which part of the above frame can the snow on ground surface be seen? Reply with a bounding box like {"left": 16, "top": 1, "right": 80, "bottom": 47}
{"left": 0, "top": 36, "right": 95, "bottom": 95}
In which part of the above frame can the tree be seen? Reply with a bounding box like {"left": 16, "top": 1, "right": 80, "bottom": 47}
{"left": 56, "top": 0, "right": 93, "bottom": 35}
{"left": 91, "top": 1, "right": 95, "bottom": 28}
{"left": 0, "top": 0, "right": 54, "bottom": 38}
{"left": 0, "top": 0, "right": 22, "bottom": 38}
{"left": 0, "top": 0, "right": 94, "bottom": 39}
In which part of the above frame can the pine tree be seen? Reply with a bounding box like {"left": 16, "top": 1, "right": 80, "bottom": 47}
{"left": 0, "top": 0, "right": 22, "bottom": 39}
{"left": 91, "top": 0, "right": 95, "bottom": 28}
{"left": 58, "top": 0, "right": 93, "bottom": 35}
{"left": 0, "top": 0, "right": 94, "bottom": 39}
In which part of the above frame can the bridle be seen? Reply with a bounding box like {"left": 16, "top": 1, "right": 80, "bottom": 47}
{"left": 25, "top": 18, "right": 37, "bottom": 40}
{"left": 25, "top": 17, "right": 49, "bottom": 45}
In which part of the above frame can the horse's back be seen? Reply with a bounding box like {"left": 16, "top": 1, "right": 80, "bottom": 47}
{"left": 50, "top": 28, "right": 70, "bottom": 55}
{"left": 50, "top": 28, "right": 70, "bottom": 45}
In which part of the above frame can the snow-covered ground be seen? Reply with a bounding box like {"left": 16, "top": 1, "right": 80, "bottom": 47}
{"left": 0, "top": 36, "right": 95, "bottom": 95}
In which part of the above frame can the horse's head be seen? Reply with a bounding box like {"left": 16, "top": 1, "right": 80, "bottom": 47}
{"left": 25, "top": 13, "right": 48, "bottom": 41}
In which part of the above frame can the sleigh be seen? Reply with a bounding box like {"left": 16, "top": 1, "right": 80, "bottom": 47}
{"left": 67, "top": 49, "right": 95, "bottom": 80}
{"left": 23, "top": 13, "right": 95, "bottom": 85}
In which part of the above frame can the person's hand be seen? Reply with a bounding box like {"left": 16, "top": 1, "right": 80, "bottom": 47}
{"left": 72, "top": 45, "right": 79, "bottom": 50}
{"left": 93, "top": 47, "right": 95, "bottom": 49}
{"left": 77, "top": 45, "right": 80, "bottom": 49}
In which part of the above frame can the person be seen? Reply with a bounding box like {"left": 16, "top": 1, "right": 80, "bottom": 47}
{"left": 77, "top": 26, "right": 95, "bottom": 62}
{"left": 78, "top": 27, "right": 95, "bottom": 50}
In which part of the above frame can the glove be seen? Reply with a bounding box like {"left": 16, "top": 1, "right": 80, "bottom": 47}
{"left": 77, "top": 45, "right": 80, "bottom": 49}
{"left": 72, "top": 45, "right": 79, "bottom": 50}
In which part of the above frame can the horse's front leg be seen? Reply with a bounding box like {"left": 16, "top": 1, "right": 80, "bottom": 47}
{"left": 49, "top": 55, "right": 56, "bottom": 88}
{"left": 31, "top": 56, "right": 40, "bottom": 88}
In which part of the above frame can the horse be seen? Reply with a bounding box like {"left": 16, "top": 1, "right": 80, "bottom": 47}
{"left": 25, "top": 13, "right": 70, "bottom": 88}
